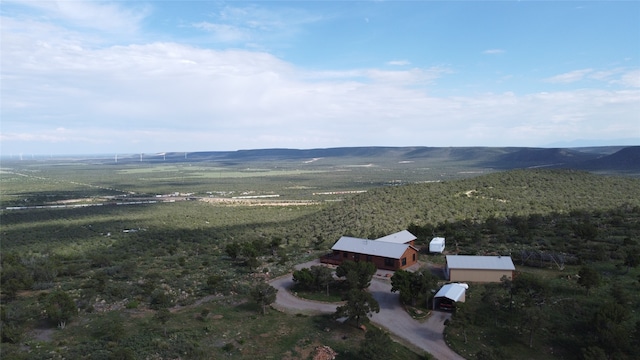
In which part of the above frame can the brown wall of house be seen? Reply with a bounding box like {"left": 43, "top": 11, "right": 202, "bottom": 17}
{"left": 326, "top": 247, "right": 418, "bottom": 271}
{"left": 449, "top": 269, "right": 513, "bottom": 283}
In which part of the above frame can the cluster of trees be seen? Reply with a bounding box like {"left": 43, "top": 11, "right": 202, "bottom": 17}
{"left": 292, "top": 265, "right": 333, "bottom": 295}
{"left": 447, "top": 266, "right": 640, "bottom": 359}
{"left": 0, "top": 252, "right": 59, "bottom": 300}
{"left": 293, "top": 261, "right": 380, "bottom": 327}
{"left": 283, "top": 170, "right": 640, "bottom": 245}
{"left": 224, "top": 237, "right": 284, "bottom": 269}
{"left": 390, "top": 268, "right": 439, "bottom": 307}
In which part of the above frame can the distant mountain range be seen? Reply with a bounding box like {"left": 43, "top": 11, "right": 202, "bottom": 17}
{"left": 97, "top": 146, "right": 640, "bottom": 173}
{"left": 196, "top": 146, "right": 637, "bottom": 172}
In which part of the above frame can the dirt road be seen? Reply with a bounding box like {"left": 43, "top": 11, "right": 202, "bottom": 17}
{"left": 269, "top": 263, "right": 465, "bottom": 360}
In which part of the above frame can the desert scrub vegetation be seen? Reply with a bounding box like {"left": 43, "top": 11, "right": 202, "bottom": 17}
{"left": 2, "top": 167, "right": 640, "bottom": 359}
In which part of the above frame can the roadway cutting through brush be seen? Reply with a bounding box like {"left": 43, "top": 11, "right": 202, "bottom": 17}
{"left": 269, "top": 261, "right": 466, "bottom": 360}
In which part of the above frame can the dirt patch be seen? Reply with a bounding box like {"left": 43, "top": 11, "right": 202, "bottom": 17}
{"left": 29, "top": 320, "right": 56, "bottom": 343}
{"left": 200, "top": 197, "right": 319, "bottom": 207}
{"left": 313, "top": 345, "right": 338, "bottom": 360}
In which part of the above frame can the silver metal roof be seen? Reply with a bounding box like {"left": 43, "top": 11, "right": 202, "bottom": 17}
{"left": 331, "top": 236, "right": 413, "bottom": 259}
{"left": 434, "top": 283, "right": 467, "bottom": 302}
{"left": 375, "top": 230, "right": 417, "bottom": 244}
{"left": 445, "top": 255, "right": 515, "bottom": 271}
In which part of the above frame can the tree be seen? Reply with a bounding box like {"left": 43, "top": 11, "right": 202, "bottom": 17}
{"left": 335, "top": 261, "right": 376, "bottom": 290}
{"left": 519, "top": 305, "right": 549, "bottom": 348}
{"left": 623, "top": 247, "right": 640, "bottom": 274}
{"left": 390, "top": 270, "right": 413, "bottom": 303}
{"left": 500, "top": 275, "right": 514, "bottom": 310}
{"left": 312, "top": 265, "right": 334, "bottom": 296}
{"left": 1, "top": 262, "right": 33, "bottom": 299}
{"left": 581, "top": 346, "right": 608, "bottom": 360}
{"left": 2, "top": 279, "right": 22, "bottom": 301}
{"left": 511, "top": 272, "right": 548, "bottom": 307}
{"left": 452, "top": 302, "right": 472, "bottom": 344}
{"left": 155, "top": 308, "right": 172, "bottom": 337}
{"left": 269, "top": 237, "right": 282, "bottom": 255}
{"left": 224, "top": 242, "right": 241, "bottom": 260}
{"left": 91, "top": 312, "right": 125, "bottom": 342}
{"left": 334, "top": 289, "right": 379, "bottom": 327}
{"left": 250, "top": 282, "right": 277, "bottom": 315}
{"left": 390, "top": 268, "right": 437, "bottom": 307}
{"left": 293, "top": 266, "right": 334, "bottom": 295}
{"left": 43, "top": 290, "right": 76, "bottom": 329}
{"left": 245, "top": 256, "right": 261, "bottom": 270}
{"left": 292, "top": 267, "right": 315, "bottom": 290}
{"left": 359, "top": 326, "right": 394, "bottom": 360}
{"left": 150, "top": 289, "right": 173, "bottom": 310}
{"left": 578, "top": 266, "right": 601, "bottom": 295}
{"left": 206, "top": 274, "right": 224, "bottom": 294}
{"left": 591, "top": 302, "right": 631, "bottom": 356}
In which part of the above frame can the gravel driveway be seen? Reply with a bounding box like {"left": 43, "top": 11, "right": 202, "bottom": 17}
{"left": 269, "top": 261, "right": 466, "bottom": 360}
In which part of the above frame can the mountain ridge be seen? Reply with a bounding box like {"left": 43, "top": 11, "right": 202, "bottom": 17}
{"left": 156, "top": 146, "right": 639, "bottom": 173}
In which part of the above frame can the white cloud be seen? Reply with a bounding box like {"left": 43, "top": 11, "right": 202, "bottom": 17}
{"left": 483, "top": 49, "right": 505, "bottom": 55}
{"left": 544, "top": 68, "right": 640, "bottom": 88}
{"left": 617, "top": 69, "right": 640, "bottom": 88}
{"left": 192, "top": 22, "right": 250, "bottom": 43}
{"left": 192, "top": 4, "right": 323, "bottom": 46}
{"left": 387, "top": 60, "right": 411, "bottom": 66}
{"left": 2, "top": 5, "right": 638, "bottom": 154}
{"left": 5, "top": 0, "right": 150, "bottom": 35}
{"left": 544, "top": 69, "right": 593, "bottom": 83}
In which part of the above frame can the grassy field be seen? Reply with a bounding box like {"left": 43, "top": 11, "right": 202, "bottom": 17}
{"left": 0, "top": 155, "right": 491, "bottom": 206}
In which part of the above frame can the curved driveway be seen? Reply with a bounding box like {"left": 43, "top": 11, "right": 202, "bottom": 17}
{"left": 269, "top": 268, "right": 465, "bottom": 360}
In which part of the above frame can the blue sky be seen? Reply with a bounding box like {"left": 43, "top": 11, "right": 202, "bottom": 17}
{"left": 1, "top": 0, "right": 639, "bottom": 155}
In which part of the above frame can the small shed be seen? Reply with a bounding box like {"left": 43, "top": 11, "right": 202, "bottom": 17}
{"left": 429, "top": 237, "right": 445, "bottom": 253}
{"left": 433, "top": 283, "right": 468, "bottom": 311}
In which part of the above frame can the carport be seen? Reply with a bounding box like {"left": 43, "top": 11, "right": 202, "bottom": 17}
{"left": 433, "top": 283, "right": 468, "bottom": 311}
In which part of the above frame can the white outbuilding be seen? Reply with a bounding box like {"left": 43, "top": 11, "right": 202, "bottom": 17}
{"left": 433, "top": 283, "right": 468, "bottom": 311}
{"left": 429, "top": 237, "right": 445, "bottom": 253}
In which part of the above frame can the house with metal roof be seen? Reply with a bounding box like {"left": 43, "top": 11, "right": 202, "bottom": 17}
{"left": 320, "top": 231, "right": 419, "bottom": 270}
{"left": 445, "top": 255, "right": 515, "bottom": 282}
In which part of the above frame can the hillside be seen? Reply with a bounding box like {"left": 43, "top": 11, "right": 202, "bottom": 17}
{"left": 2, "top": 167, "right": 640, "bottom": 360}
{"left": 286, "top": 169, "right": 640, "bottom": 245}
{"left": 100, "top": 146, "right": 639, "bottom": 174}
{"left": 577, "top": 145, "right": 640, "bottom": 171}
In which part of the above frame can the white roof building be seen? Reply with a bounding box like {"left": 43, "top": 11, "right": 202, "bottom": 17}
{"left": 433, "top": 283, "right": 468, "bottom": 310}
{"left": 434, "top": 283, "right": 468, "bottom": 302}
{"left": 429, "top": 237, "right": 445, "bottom": 253}
{"left": 375, "top": 230, "right": 417, "bottom": 244}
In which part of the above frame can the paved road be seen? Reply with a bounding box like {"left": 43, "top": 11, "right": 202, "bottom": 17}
{"left": 269, "top": 263, "right": 466, "bottom": 360}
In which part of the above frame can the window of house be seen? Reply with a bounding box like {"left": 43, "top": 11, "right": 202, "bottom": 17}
{"left": 354, "top": 254, "right": 360, "bottom": 261}
{"left": 366, "top": 255, "right": 372, "bottom": 262}
{"left": 343, "top": 252, "right": 349, "bottom": 258}
{"left": 402, "top": 257, "right": 407, "bottom": 266}
{"left": 412, "top": 253, "right": 416, "bottom": 262}
{"left": 384, "top": 258, "right": 394, "bottom": 267}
